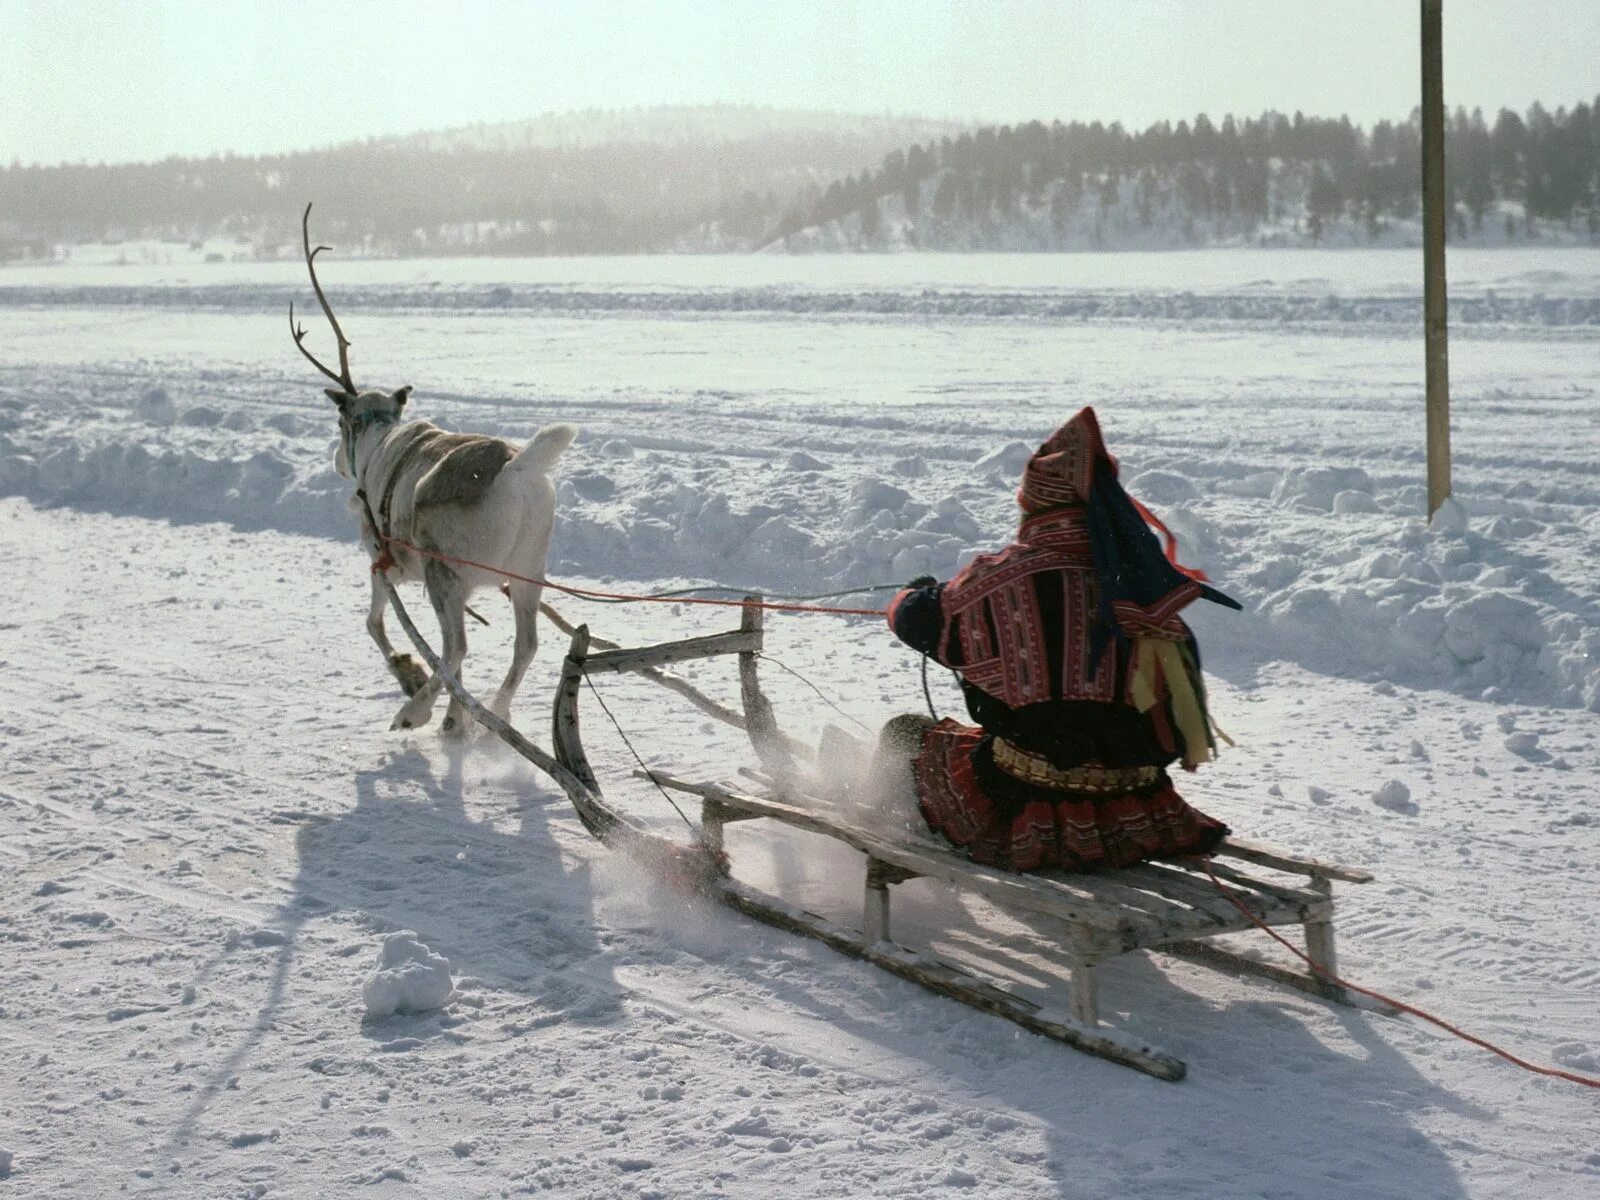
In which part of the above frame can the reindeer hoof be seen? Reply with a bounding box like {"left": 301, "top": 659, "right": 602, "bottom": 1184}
{"left": 390, "top": 654, "right": 428, "bottom": 697}
{"left": 391, "top": 704, "right": 432, "bottom": 732}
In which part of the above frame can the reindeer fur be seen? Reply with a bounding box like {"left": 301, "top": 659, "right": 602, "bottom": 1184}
{"left": 331, "top": 385, "right": 577, "bottom": 735}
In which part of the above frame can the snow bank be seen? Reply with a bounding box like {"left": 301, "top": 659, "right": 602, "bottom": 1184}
{"left": 362, "top": 931, "right": 454, "bottom": 1017}
{"left": 1245, "top": 503, "right": 1600, "bottom": 711}
{"left": 2, "top": 280, "right": 1598, "bottom": 330}
{"left": 3, "top": 396, "right": 1596, "bottom": 710}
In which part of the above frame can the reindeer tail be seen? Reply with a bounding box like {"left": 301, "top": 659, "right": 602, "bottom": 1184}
{"left": 507, "top": 423, "right": 578, "bottom": 476}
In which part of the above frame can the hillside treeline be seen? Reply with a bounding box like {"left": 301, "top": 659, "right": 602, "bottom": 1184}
{"left": 772, "top": 101, "right": 1600, "bottom": 249}
{"left": 0, "top": 114, "right": 949, "bottom": 257}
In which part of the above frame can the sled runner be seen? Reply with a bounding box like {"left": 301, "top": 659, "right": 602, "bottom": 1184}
{"left": 546, "top": 599, "right": 1375, "bottom": 1082}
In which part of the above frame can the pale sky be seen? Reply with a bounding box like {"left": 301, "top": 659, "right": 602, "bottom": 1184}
{"left": 5, "top": 0, "right": 1598, "bottom": 166}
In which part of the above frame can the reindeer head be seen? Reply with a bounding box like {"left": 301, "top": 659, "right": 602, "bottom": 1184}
{"left": 328, "top": 385, "right": 414, "bottom": 479}
{"left": 289, "top": 203, "right": 413, "bottom": 480}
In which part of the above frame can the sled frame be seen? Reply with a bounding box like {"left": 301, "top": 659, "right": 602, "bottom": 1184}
{"left": 550, "top": 600, "right": 1375, "bottom": 1082}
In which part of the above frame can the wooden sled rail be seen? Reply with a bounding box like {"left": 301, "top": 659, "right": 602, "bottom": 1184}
{"left": 549, "top": 603, "right": 1377, "bottom": 1081}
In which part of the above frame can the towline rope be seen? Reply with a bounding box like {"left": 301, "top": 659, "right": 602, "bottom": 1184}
{"left": 1196, "top": 857, "right": 1600, "bottom": 1091}
{"left": 367, "top": 528, "right": 891, "bottom": 618}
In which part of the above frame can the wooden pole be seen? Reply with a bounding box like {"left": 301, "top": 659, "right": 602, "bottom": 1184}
{"left": 1421, "top": 0, "right": 1452, "bottom": 518}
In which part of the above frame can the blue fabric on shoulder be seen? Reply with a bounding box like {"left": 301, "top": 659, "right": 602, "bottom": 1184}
{"left": 1085, "top": 458, "right": 1241, "bottom": 669}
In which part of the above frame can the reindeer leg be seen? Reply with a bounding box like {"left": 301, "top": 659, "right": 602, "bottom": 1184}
{"left": 435, "top": 584, "right": 472, "bottom": 737}
{"left": 390, "top": 558, "right": 466, "bottom": 733}
{"left": 367, "top": 572, "right": 427, "bottom": 697}
{"left": 490, "top": 581, "right": 542, "bottom": 722}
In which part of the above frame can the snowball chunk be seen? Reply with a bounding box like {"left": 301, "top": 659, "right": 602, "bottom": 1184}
{"left": 1372, "top": 779, "right": 1418, "bottom": 815}
{"left": 1503, "top": 731, "right": 1541, "bottom": 756}
{"left": 362, "top": 931, "right": 454, "bottom": 1018}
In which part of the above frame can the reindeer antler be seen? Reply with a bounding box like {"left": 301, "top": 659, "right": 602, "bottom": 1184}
{"left": 289, "top": 202, "right": 358, "bottom": 395}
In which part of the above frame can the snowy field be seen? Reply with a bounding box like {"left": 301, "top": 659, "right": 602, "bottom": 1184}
{"left": 1, "top": 250, "right": 1598, "bottom": 1198}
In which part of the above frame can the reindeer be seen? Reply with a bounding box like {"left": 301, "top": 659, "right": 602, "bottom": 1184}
{"left": 290, "top": 203, "right": 577, "bottom": 735}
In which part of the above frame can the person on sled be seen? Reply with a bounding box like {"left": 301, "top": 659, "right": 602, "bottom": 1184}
{"left": 878, "top": 406, "right": 1242, "bottom": 873}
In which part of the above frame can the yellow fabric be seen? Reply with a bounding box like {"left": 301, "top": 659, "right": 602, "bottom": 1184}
{"left": 1128, "top": 638, "right": 1161, "bottom": 713}
{"left": 1128, "top": 636, "right": 1217, "bottom": 769}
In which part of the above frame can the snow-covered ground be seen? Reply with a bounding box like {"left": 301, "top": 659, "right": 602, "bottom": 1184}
{"left": 2, "top": 250, "right": 1598, "bottom": 1197}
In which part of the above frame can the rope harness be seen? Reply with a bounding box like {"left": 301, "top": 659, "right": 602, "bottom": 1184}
{"left": 362, "top": 526, "right": 893, "bottom": 617}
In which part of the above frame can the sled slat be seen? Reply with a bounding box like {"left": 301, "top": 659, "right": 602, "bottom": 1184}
{"left": 1214, "top": 837, "right": 1373, "bottom": 884}
{"left": 1030, "top": 867, "right": 1217, "bottom": 925}
{"left": 1114, "top": 862, "right": 1310, "bottom": 927}
{"left": 1154, "top": 857, "right": 1330, "bottom": 909}
{"left": 642, "top": 772, "right": 1161, "bottom": 943}
{"left": 584, "top": 629, "right": 761, "bottom": 675}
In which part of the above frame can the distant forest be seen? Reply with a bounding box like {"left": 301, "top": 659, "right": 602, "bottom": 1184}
{"left": 773, "top": 102, "right": 1600, "bottom": 250}
{"left": 2, "top": 101, "right": 1597, "bottom": 259}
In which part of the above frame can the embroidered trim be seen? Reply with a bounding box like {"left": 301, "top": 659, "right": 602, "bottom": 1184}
{"left": 991, "top": 739, "right": 1159, "bottom": 792}
{"left": 940, "top": 507, "right": 1113, "bottom": 708}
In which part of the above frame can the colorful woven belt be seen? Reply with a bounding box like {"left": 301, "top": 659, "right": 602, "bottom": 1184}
{"left": 991, "top": 738, "right": 1160, "bottom": 793}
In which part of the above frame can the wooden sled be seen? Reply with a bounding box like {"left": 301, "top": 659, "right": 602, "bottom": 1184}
{"left": 545, "top": 598, "right": 1376, "bottom": 1082}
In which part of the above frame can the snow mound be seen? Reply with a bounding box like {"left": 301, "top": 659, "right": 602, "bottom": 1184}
{"left": 362, "top": 931, "right": 454, "bottom": 1018}
{"left": 891, "top": 454, "right": 927, "bottom": 477}
{"left": 179, "top": 404, "right": 224, "bottom": 427}
{"left": 134, "top": 387, "right": 175, "bottom": 426}
{"left": 1333, "top": 489, "right": 1380, "bottom": 515}
{"left": 1429, "top": 496, "right": 1470, "bottom": 533}
{"left": 1273, "top": 466, "right": 1372, "bottom": 511}
{"left": 1553, "top": 1041, "right": 1600, "bottom": 1072}
{"left": 848, "top": 478, "right": 911, "bottom": 523}
{"left": 1127, "top": 469, "right": 1199, "bottom": 504}
{"left": 974, "top": 440, "right": 1032, "bottom": 476}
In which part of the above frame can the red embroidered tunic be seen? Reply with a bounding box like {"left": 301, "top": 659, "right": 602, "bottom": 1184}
{"left": 883, "top": 407, "right": 1234, "bottom": 872}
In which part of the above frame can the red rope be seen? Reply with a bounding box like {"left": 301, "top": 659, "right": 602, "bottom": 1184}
{"left": 371, "top": 533, "right": 887, "bottom": 618}
{"left": 1196, "top": 857, "right": 1600, "bottom": 1091}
